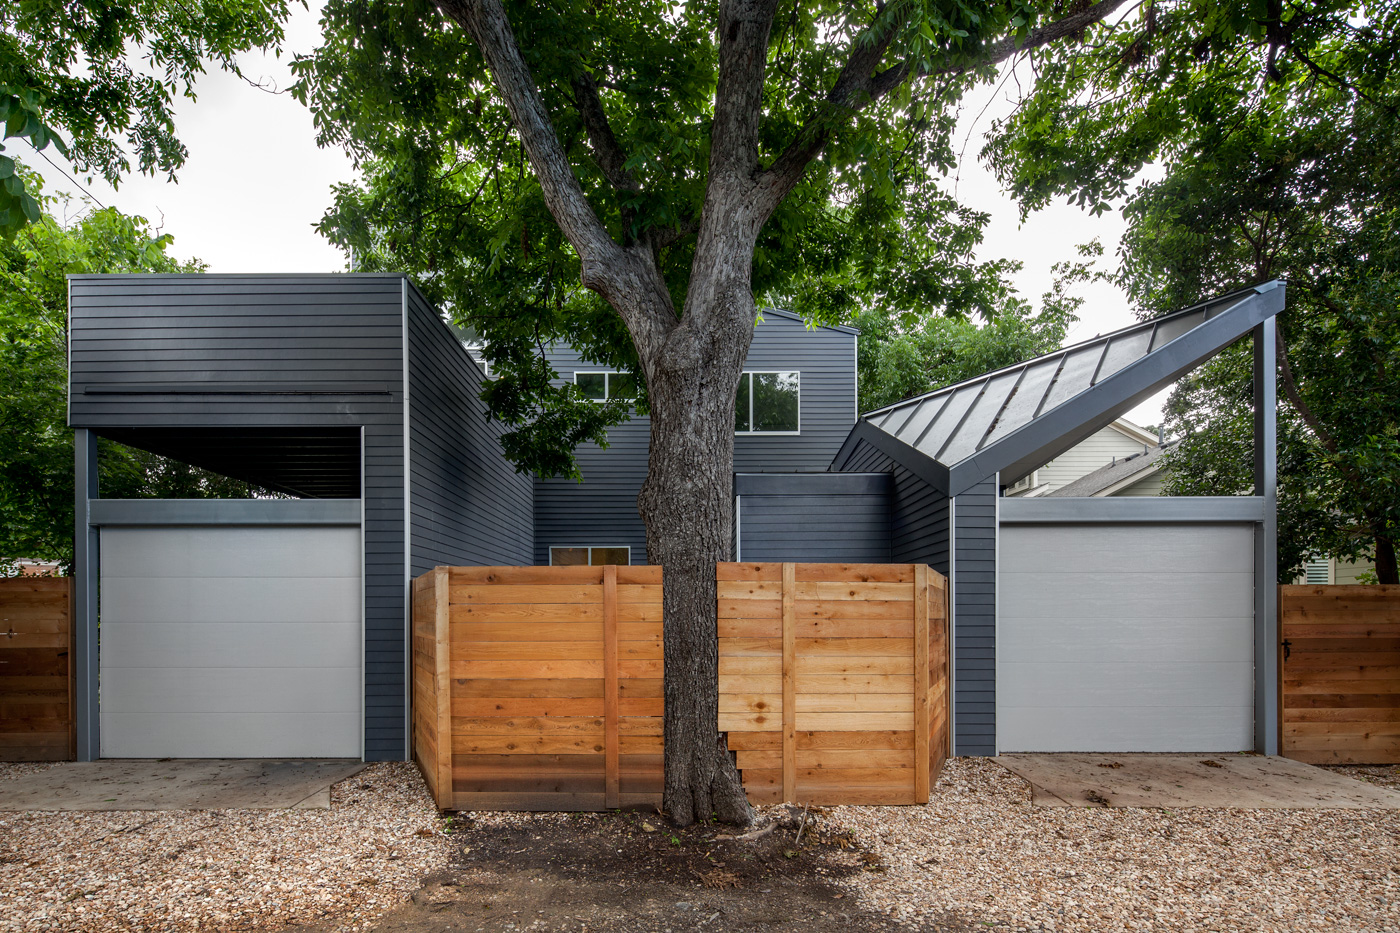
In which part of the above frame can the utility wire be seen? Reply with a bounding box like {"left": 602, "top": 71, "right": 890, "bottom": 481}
{"left": 21, "top": 138, "right": 108, "bottom": 210}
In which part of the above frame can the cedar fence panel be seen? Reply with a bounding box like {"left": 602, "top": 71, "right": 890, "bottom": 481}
{"left": 1280, "top": 584, "right": 1400, "bottom": 765}
{"left": 412, "top": 563, "right": 949, "bottom": 812}
{"left": 0, "top": 577, "right": 75, "bottom": 762}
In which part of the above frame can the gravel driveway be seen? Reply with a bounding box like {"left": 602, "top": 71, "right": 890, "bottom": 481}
{"left": 0, "top": 762, "right": 450, "bottom": 933}
{"left": 828, "top": 757, "right": 1400, "bottom": 932}
{"left": 3, "top": 758, "right": 1397, "bottom": 933}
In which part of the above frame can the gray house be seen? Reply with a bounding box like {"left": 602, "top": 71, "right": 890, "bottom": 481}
{"left": 68, "top": 274, "right": 1284, "bottom": 766}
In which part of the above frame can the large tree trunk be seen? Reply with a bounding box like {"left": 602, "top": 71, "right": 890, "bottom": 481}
{"left": 637, "top": 307, "right": 755, "bottom": 828}
{"left": 1374, "top": 532, "right": 1399, "bottom": 585}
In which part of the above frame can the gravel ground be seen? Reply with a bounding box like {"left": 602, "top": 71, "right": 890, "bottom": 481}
{"left": 0, "top": 762, "right": 451, "bottom": 933}
{"left": 3, "top": 757, "right": 1397, "bottom": 933}
{"left": 1323, "top": 764, "right": 1400, "bottom": 791}
{"left": 825, "top": 757, "right": 1400, "bottom": 932}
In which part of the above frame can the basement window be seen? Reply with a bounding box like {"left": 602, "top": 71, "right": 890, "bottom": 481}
{"left": 549, "top": 546, "right": 631, "bottom": 566}
{"left": 735, "top": 371, "right": 800, "bottom": 434}
{"left": 575, "top": 371, "right": 638, "bottom": 402}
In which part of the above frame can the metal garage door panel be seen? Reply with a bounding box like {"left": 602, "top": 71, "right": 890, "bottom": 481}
{"left": 997, "top": 523, "right": 1254, "bottom": 753}
{"left": 100, "top": 525, "right": 361, "bottom": 759}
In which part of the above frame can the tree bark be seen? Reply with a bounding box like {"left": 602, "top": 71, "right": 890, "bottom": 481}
{"left": 1375, "top": 535, "right": 1399, "bottom": 586}
{"left": 637, "top": 296, "right": 756, "bottom": 827}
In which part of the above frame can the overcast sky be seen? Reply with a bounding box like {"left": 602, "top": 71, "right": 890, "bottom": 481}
{"left": 28, "top": 3, "right": 1166, "bottom": 424}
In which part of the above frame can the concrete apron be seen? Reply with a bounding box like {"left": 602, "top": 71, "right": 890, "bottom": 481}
{"left": 0, "top": 760, "right": 366, "bottom": 811}
{"left": 996, "top": 753, "right": 1400, "bottom": 809}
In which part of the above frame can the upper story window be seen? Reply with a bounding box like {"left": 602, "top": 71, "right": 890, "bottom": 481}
{"left": 575, "top": 371, "right": 638, "bottom": 402}
{"left": 736, "top": 371, "right": 800, "bottom": 434}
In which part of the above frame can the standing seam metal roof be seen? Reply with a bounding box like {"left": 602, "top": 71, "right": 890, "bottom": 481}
{"left": 835, "top": 281, "right": 1286, "bottom": 496}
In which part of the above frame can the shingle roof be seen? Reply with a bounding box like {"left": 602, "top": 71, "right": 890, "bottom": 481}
{"left": 1046, "top": 440, "right": 1174, "bottom": 498}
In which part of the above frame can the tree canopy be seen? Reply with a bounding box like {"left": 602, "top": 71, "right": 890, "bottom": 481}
{"left": 0, "top": 168, "right": 267, "bottom": 575}
{"left": 0, "top": 0, "right": 292, "bottom": 237}
{"left": 292, "top": 0, "right": 1120, "bottom": 479}
{"left": 986, "top": 0, "right": 1400, "bottom": 582}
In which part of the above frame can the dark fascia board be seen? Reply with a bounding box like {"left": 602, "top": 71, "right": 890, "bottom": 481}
{"left": 759, "top": 306, "right": 861, "bottom": 335}
{"left": 999, "top": 495, "right": 1265, "bottom": 524}
{"left": 83, "top": 383, "right": 394, "bottom": 396}
{"left": 830, "top": 420, "right": 950, "bottom": 493}
{"left": 66, "top": 272, "right": 410, "bottom": 283}
{"left": 735, "top": 471, "right": 891, "bottom": 496}
{"left": 947, "top": 281, "right": 1286, "bottom": 496}
{"left": 89, "top": 498, "right": 361, "bottom": 526}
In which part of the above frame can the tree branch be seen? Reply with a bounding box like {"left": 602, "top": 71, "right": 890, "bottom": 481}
{"left": 434, "top": 0, "right": 677, "bottom": 346}
{"left": 570, "top": 70, "right": 642, "bottom": 198}
{"left": 753, "top": 0, "right": 1129, "bottom": 222}
{"left": 709, "top": 0, "right": 784, "bottom": 188}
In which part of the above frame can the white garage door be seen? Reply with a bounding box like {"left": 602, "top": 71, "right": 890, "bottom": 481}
{"left": 100, "top": 525, "right": 362, "bottom": 758}
{"left": 998, "top": 523, "right": 1254, "bottom": 752}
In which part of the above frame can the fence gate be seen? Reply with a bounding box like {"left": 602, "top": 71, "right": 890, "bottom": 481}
{"left": 1280, "top": 584, "right": 1400, "bottom": 764}
{"left": 0, "top": 578, "right": 74, "bottom": 762}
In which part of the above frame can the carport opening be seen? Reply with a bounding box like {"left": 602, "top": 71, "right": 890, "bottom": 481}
{"left": 94, "top": 426, "right": 362, "bottom": 499}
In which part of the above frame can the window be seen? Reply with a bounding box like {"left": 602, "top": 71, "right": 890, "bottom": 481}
{"left": 735, "top": 371, "right": 799, "bottom": 433}
{"left": 1302, "top": 557, "right": 1332, "bottom": 585}
{"left": 1006, "top": 471, "right": 1038, "bottom": 494}
{"left": 549, "top": 546, "right": 631, "bottom": 566}
{"left": 575, "top": 371, "right": 638, "bottom": 402}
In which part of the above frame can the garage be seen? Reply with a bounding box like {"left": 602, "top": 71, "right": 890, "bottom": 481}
{"left": 997, "top": 522, "right": 1255, "bottom": 753}
{"left": 98, "top": 523, "right": 362, "bottom": 758}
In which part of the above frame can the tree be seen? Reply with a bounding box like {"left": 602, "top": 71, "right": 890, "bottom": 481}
{"left": 292, "top": 0, "right": 1132, "bottom": 825}
{"left": 856, "top": 246, "right": 1097, "bottom": 412}
{"left": 0, "top": 0, "right": 293, "bottom": 237}
{"left": 0, "top": 168, "right": 266, "bottom": 575}
{"left": 986, "top": 0, "right": 1400, "bottom": 583}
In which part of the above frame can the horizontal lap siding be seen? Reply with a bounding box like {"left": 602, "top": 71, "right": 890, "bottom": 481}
{"left": 954, "top": 480, "right": 997, "bottom": 756}
{"left": 734, "top": 315, "right": 857, "bottom": 471}
{"left": 406, "top": 289, "right": 533, "bottom": 573}
{"left": 68, "top": 274, "right": 408, "bottom": 761}
{"left": 738, "top": 493, "right": 890, "bottom": 562}
{"left": 839, "top": 442, "right": 950, "bottom": 574}
{"left": 535, "top": 315, "right": 858, "bottom": 565}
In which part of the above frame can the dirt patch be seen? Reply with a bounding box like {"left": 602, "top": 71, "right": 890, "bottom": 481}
{"left": 325, "top": 807, "right": 973, "bottom": 933}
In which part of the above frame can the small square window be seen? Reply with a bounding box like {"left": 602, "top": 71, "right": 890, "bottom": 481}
{"left": 575, "top": 372, "right": 607, "bottom": 400}
{"left": 549, "top": 547, "right": 590, "bottom": 566}
{"left": 735, "top": 371, "right": 799, "bottom": 433}
{"left": 574, "top": 371, "right": 637, "bottom": 402}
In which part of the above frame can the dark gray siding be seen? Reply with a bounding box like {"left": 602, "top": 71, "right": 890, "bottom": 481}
{"left": 532, "top": 346, "right": 650, "bottom": 565}
{"left": 841, "top": 441, "right": 950, "bottom": 574}
{"left": 533, "top": 312, "right": 857, "bottom": 564}
{"left": 68, "top": 274, "right": 408, "bottom": 761}
{"left": 952, "top": 479, "right": 997, "bottom": 756}
{"left": 735, "top": 311, "right": 858, "bottom": 471}
{"left": 735, "top": 473, "right": 890, "bottom": 562}
{"left": 406, "top": 287, "right": 533, "bottom": 573}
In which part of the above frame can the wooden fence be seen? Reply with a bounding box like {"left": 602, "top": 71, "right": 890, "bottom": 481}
{"left": 0, "top": 577, "right": 74, "bottom": 762}
{"left": 413, "top": 563, "right": 949, "bottom": 812}
{"left": 1280, "top": 584, "right": 1400, "bottom": 764}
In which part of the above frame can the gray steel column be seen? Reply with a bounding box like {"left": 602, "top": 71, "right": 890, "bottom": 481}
{"left": 73, "top": 428, "right": 100, "bottom": 761}
{"left": 1253, "top": 319, "right": 1279, "bottom": 755}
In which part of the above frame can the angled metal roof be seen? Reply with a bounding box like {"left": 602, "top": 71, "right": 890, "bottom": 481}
{"left": 834, "top": 281, "right": 1286, "bottom": 497}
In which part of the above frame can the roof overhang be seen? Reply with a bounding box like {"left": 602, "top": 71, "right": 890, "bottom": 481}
{"left": 834, "top": 281, "right": 1286, "bottom": 498}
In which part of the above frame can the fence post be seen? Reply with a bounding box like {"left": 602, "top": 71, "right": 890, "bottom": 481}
{"left": 781, "top": 562, "right": 796, "bottom": 804}
{"left": 603, "top": 564, "right": 620, "bottom": 809}
{"left": 433, "top": 567, "right": 453, "bottom": 810}
{"left": 914, "top": 564, "right": 931, "bottom": 803}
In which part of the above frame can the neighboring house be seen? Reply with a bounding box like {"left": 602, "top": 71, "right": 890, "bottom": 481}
{"left": 67, "top": 275, "right": 1287, "bottom": 767}
{"left": 1296, "top": 554, "right": 1377, "bottom": 585}
{"left": 1005, "top": 418, "right": 1167, "bottom": 498}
